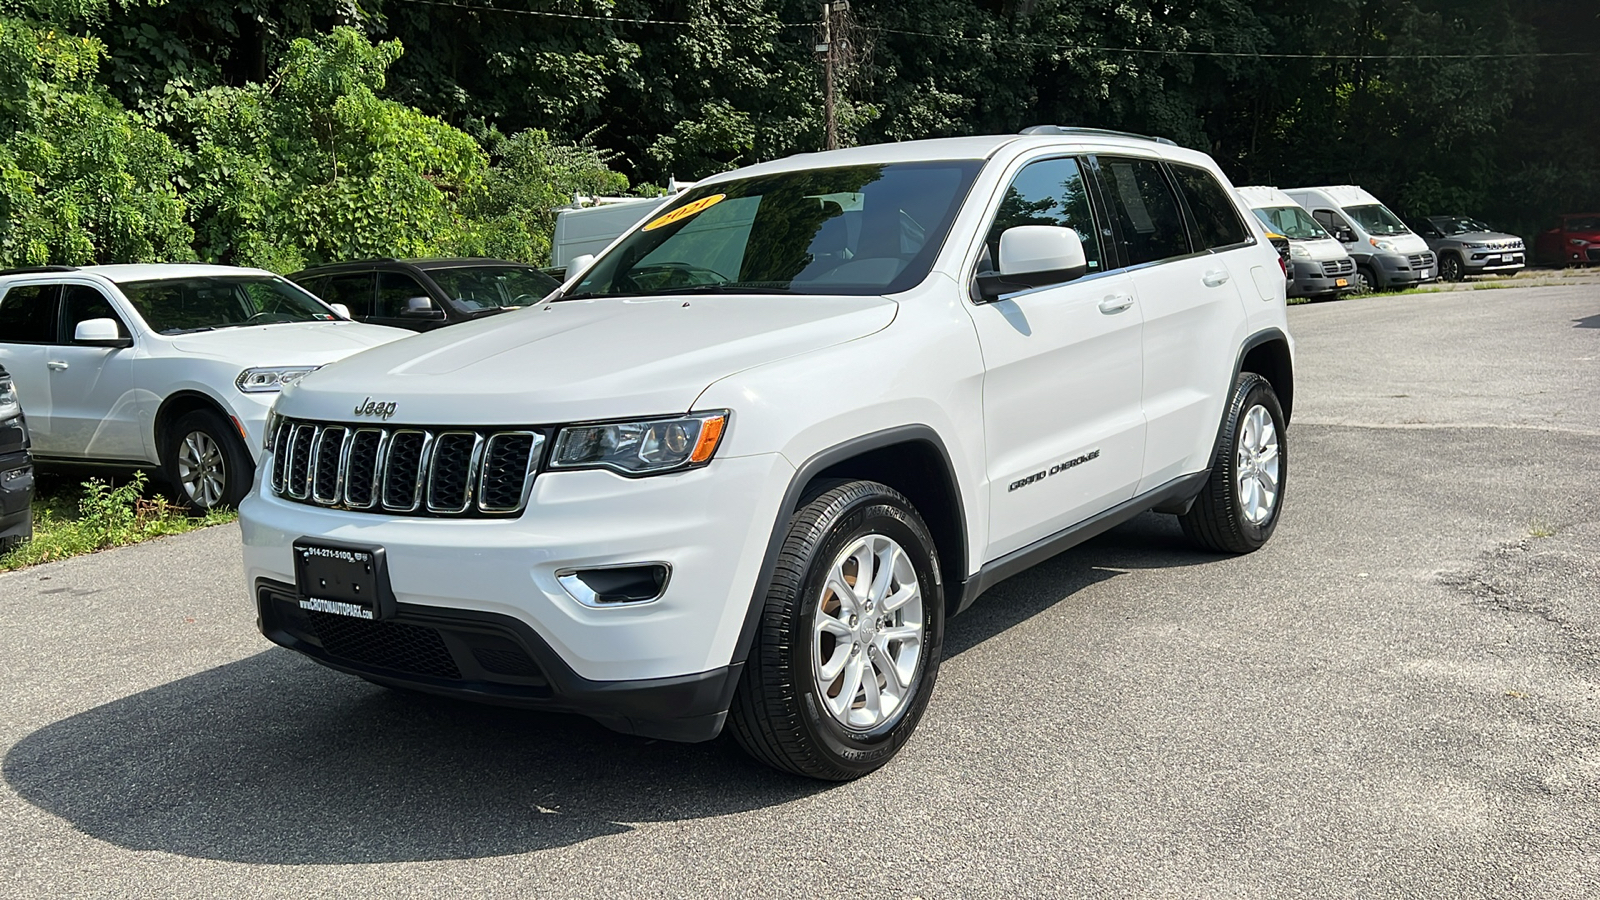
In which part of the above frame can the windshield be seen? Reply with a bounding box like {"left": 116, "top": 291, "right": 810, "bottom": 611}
{"left": 567, "top": 161, "right": 984, "bottom": 299}
{"left": 1431, "top": 216, "right": 1494, "bottom": 236}
{"left": 1566, "top": 216, "right": 1600, "bottom": 231}
{"left": 426, "top": 265, "right": 560, "bottom": 312}
{"left": 1343, "top": 203, "right": 1410, "bottom": 236}
{"left": 1253, "top": 206, "right": 1328, "bottom": 241}
{"left": 120, "top": 276, "right": 338, "bottom": 334}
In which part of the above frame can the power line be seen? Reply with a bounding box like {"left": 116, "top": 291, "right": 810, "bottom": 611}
{"left": 391, "top": 0, "right": 1599, "bottom": 61}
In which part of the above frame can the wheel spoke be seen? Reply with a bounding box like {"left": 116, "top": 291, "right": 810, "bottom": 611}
{"left": 825, "top": 574, "right": 860, "bottom": 616}
{"left": 866, "top": 541, "right": 895, "bottom": 605}
{"left": 817, "top": 644, "right": 849, "bottom": 682}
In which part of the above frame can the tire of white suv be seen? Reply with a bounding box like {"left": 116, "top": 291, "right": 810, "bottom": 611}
{"left": 164, "top": 409, "right": 253, "bottom": 510}
{"left": 729, "top": 480, "right": 944, "bottom": 780}
{"left": 1180, "top": 372, "right": 1287, "bottom": 554}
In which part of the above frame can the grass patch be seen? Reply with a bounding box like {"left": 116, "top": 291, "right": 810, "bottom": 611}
{"left": 0, "top": 470, "right": 236, "bottom": 572}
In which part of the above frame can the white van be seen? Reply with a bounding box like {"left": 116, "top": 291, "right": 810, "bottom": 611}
{"left": 1236, "top": 186, "right": 1356, "bottom": 300}
{"left": 549, "top": 196, "right": 671, "bottom": 269}
{"left": 1282, "top": 186, "right": 1435, "bottom": 292}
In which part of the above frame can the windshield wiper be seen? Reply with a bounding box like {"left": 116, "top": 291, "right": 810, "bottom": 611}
{"left": 161, "top": 326, "right": 216, "bottom": 334}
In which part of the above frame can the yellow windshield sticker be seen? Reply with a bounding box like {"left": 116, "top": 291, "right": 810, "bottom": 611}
{"left": 643, "top": 193, "right": 727, "bottom": 231}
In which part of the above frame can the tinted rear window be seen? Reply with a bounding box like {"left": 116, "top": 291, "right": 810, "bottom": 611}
{"left": 1172, "top": 165, "right": 1251, "bottom": 250}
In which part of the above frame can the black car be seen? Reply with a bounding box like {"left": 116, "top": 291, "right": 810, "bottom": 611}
{"left": 0, "top": 364, "right": 35, "bottom": 554}
{"left": 289, "top": 258, "right": 561, "bottom": 332}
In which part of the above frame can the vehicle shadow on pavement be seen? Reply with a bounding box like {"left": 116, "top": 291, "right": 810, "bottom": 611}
{"left": 1574, "top": 313, "right": 1600, "bottom": 328}
{"left": 3, "top": 649, "right": 827, "bottom": 863}
{"left": 2, "top": 515, "right": 1216, "bottom": 865}
{"left": 946, "top": 512, "right": 1217, "bottom": 656}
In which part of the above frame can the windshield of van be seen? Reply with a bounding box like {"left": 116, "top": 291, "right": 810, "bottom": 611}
{"left": 1252, "top": 206, "right": 1328, "bottom": 240}
{"left": 563, "top": 161, "right": 984, "bottom": 299}
{"left": 1343, "top": 204, "right": 1410, "bottom": 236}
{"left": 120, "top": 275, "right": 338, "bottom": 334}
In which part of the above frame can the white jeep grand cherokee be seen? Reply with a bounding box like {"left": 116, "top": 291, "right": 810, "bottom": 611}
{"left": 241, "top": 128, "right": 1294, "bottom": 780}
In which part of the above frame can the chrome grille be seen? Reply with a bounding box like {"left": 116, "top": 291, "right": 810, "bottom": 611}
{"left": 271, "top": 418, "right": 544, "bottom": 517}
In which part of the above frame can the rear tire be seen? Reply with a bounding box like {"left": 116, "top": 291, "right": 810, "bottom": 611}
{"left": 163, "top": 409, "right": 253, "bottom": 511}
{"left": 1180, "top": 373, "right": 1287, "bottom": 554}
{"left": 728, "top": 480, "right": 944, "bottom": 781}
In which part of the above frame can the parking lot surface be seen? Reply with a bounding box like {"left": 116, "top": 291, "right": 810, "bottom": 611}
{"left": 1, "top": 285, "right": 1597, "bottom": 899}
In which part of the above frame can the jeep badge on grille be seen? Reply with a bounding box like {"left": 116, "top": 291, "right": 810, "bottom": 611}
{"left": 353, "top": 397, "right": 398, "bottom": 420}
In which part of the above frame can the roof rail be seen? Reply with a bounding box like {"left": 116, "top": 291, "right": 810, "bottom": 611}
{"left": 0, "top": 265, "right": 79, "bottom": 276}
{"left": 1020, "top": 125, "right": 1177, "bottom": 146}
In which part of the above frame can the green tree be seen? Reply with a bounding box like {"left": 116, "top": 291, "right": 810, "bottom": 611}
{"left": 0, "top": 0, "right": 191, "bottom": 266}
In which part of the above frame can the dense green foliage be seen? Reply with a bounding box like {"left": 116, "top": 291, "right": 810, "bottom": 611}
{"left": 1, "top": 0, "right": 1596, "bottom": 268}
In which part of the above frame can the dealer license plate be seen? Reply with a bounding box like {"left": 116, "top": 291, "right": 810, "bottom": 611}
{"left": 293, "top": 539, "right": 394, "bottom": 620}
{"left": 1335, "top": 277, "right": 1349, "bottom": 287}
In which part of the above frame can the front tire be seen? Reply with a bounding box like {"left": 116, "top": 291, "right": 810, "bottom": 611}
{"left": 729, "top": 481, "right": 944, "bottom": 781}
{"left": 1440, "top": 254, "right": 1465, "bottom": 282}
{"left": 163, "top": 409, "right": 253, "bottom": 510}
{"left": 1354, "top": 265, "right": 1378, "bottom": 294}
{"left": 1180, "top": 373, "right": 1287, "bottom": 554}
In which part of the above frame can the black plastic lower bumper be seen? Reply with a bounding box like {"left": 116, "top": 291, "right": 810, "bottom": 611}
{"left": 255, "top": 579, "right": 741, "bottom": 742}
{"left": 0, "top": 449, "right": 33, "bottom": 543}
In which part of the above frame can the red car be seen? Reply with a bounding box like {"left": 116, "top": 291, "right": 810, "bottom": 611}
{"left": 1534, "top": 213, "right": 1600, "bottom": 267}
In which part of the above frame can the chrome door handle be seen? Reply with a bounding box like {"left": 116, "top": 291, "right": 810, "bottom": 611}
{"left": 47, "top": 360, "right": 69, "bottom": 371}
{"left": 1202, "top": 269, "right": 1231, "bottom": 287}
{"left": 1098, "top": 293, "right": 1134, "bottom": 315}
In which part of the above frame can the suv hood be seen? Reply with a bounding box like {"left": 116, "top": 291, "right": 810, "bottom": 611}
{"left": 1454, "top": 230, "right": 1522, "bottom": 245}
{"left": 279, "top": 293, "right": 899, "bottom": 425}
{"left": 166, "top": 321, "right": 409, "bottom": 363}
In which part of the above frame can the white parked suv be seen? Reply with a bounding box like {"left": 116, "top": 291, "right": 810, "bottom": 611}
{"left": 241, "top": 128, "right": 1295, "bottom": 780}
{"left": 0, "top": 265, "right": 409, "bottom": 509}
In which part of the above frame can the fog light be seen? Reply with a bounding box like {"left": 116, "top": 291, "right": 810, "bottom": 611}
{"left": 557, "top": 564, "right": 671, "bottom": 607}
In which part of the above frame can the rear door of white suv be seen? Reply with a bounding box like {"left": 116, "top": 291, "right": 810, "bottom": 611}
{"left": 1093, "top": 155, "right": 1249, "bottom": 492}
{"left": 967, "top": 153, "right": 1146, "bottom": 558}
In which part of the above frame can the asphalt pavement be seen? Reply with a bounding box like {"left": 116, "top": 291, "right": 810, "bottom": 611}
{"left": 1, "top": 284, "right": 1596, "bottom": 899}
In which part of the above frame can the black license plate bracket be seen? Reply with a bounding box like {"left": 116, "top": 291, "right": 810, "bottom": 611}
{"left": 293, "top": 539, "right": 396, "bottom": 620}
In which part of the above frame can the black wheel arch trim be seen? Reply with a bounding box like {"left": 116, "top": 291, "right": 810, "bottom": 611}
{"left": 730, "top": 425, "right": 969, "bottom": 669}
{"left": 1202, "top": 329, "right": 1292, "bottom": 486}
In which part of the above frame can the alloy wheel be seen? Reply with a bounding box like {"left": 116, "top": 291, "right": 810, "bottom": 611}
{"left": 1234, "top": 404, "right": 1280, "bottom": 526}
{"left": 811, "top": 533, "right": 925, "bottom": 731}
{"left": 177, "top": 429, "right": 227, "bottom": 508}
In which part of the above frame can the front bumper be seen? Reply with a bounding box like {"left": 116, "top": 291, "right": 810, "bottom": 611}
{"left": 1374, "top": 251, "right": 1436, "bottom": 287}
{"left": 1288, "top": 259, "right": 1356, "bottom": 297}
{"left": 1464, "top": 250, "right": 1525, "bottom": 274}
{"left": 0, "top": 448, "right": 33, "bottom": 544}
{"left": 239, "top": 450, "right": 794, "bottom": 733}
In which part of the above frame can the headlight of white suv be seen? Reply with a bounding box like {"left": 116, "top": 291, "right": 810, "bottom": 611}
{"left": 237, "top": 366, "right": 321, "bottom": 393}
{"left": 550, "top": 411, "right": 729, "bottom": 476}
{"left": 0, "top": 373, "right": 20, "bottom": 421}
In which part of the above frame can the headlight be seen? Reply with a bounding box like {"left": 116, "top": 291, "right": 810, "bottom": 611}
{"left": 0, "top": 374, "right": 19, "bottom": 422}
{"left": 237, "top": 366, "right": 321, "bottom": 393}
{"left": 1570, "top": 238, "right": 1590, "bottom": 246}
{"left": 551, "top": 411, "right": 729, "bottom": 476}
{"left": 1370, "top": 238, "right": 1396, "bottom": 252}
{"left": 1288, "top": 243, "right": 1311, "bottom": 260}
{"left": 1467, "top": 242, "right": 1489, "bottom": 250}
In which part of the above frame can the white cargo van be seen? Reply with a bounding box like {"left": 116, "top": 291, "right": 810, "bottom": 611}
{"left": 1236, "top": 186, "right": 1356, "bottom": 300}
{"left": 1282, "top": 185, "right": 1435, "bottom": 292}
{"left": 549, "top": 196, "right": 671, "bottom": 269}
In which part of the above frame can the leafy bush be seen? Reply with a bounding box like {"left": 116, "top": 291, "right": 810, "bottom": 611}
{"left": 459, "top": 128, "right": 629, "bottom": 264}
{"left": 0, "top": 470, "right": 235, "bottom": 571}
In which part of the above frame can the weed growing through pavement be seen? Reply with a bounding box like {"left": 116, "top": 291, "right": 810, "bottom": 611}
{"left": 1528, "top": 521, "right": 1557, "bottom": 539}
{"left": 0, "top": 471, "right": 236, "bottom": 571}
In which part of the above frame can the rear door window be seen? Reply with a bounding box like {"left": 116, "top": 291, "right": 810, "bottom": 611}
{"left": 1170, "top": 165, "right": 1251, "bottom": 250}
{"left": 0, "top": 284, "right": 62, "bottom": 344}
{"left": 1095, "top": 157, "right": 1192, "bottom": 266}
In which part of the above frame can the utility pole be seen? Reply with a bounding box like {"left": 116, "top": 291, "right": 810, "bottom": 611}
{"left": 817, "top": 1, "right": 851, "bottom": 151}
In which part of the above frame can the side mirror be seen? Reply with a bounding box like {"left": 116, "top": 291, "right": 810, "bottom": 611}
{"left": 567, "top": 254, "right": 597, "bottom": 277}
{"left": 329, "top": 303, "right": 353, "bottom": 320}
{"left": 975, "top": 226, "right": 1089, "bottom": 301}
{"left": 73, "top": 318, "right": 132, "bottom": 349}
{"left": 1335, "top": 227, "right": 1356, "bottom": 243}
{"left": 401, "top": 296, "right": 446, "bottom": 319}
